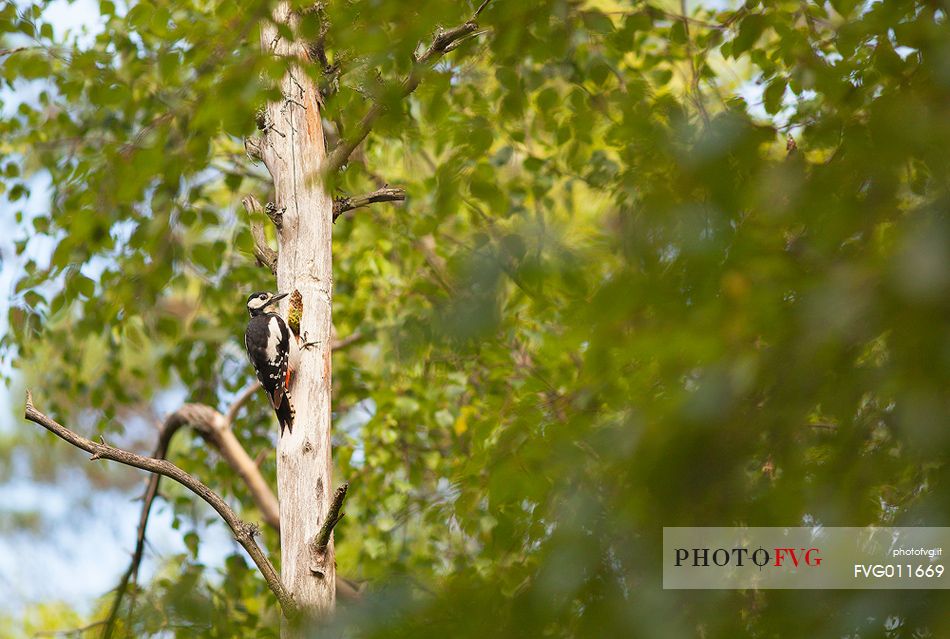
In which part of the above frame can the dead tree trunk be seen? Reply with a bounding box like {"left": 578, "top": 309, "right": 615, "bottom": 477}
{"left": 249, "top": 3, "right": 493, "bottom": 633}
{"left": 258, "top": 3, "right": 336, "bottom": 632}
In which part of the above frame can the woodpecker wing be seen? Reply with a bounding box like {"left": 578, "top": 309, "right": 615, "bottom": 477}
{"left": 244, "top": 313, "right": 292, "bottom": 408}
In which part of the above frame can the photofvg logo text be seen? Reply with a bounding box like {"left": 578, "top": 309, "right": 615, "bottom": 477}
{"left": 674, "top": 546, "right": 822, "bottom": 569}
{"left": 663, "top": 527, "right": 949, "bottom": 590}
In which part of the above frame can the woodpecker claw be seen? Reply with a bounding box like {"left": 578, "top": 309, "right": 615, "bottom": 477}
{"left": 300, "top": 331, "right": 319, "bottom": 350}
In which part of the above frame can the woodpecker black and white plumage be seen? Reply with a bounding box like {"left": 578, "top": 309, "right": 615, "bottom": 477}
{"left": 244, "top": 291, "right": 299, "bottom": 436}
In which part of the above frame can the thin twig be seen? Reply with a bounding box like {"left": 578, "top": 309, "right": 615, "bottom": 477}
{"left": 681, "top": 0, "right": 711, "bottom": 127}
{"left": 443, "top": 29, "right": 491, "bottom": 54}
{"left": 226, "top": 381, "right": 263, "bottom": 425}
{"left": 416, "top": 234, "right": 455, "bottom": 295}
{"left": 32, "top": 620, "right": 108, "bottom": 637}
{"left": 330, "top": 331, "right": 364, "bottom": 351}
{"left": 0, "top": 46, "right": 32, "bottom": 57}
{"left": 605, "top": 6, "right": 733, "bottom": 31}
{"left": 473, "top": 0, "right": 493, "bottom": 18}
{"left": 332, "top": 187, "right": 406, "bottom": 221}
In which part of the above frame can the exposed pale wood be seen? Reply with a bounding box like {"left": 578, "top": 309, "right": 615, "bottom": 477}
{"left": 260, "top": 2, "right": 336, "bottom": 632}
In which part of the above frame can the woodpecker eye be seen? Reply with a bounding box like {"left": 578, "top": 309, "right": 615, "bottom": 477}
{"left": 260, "top": 294, "right": 267, "bottom": 300}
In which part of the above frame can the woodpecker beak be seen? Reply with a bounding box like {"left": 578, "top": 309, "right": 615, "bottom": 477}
{"left": 271, "top": 292, "right": 289, "bottom": 303}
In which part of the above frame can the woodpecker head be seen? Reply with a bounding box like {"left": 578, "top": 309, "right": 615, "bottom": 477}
{"left": 246, "top": 291, "right": 287, "bottom": 317}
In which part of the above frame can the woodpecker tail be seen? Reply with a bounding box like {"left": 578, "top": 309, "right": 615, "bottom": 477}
{"left": 275, "top": 391, "right": 295, "bottom": 436}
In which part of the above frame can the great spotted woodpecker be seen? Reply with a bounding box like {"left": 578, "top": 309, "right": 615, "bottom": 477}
{"left": 244, "top": 291, "right": 299, "bottom": 435}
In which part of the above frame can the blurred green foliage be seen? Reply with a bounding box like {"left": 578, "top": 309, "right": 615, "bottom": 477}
{"left": 2, "top": 0, "right": 949, "bottom": 637}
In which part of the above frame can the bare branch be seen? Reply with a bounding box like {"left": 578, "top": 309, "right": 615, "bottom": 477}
{"left": 24, "top": 391, "right": 299, "bottom": 620}
{"left": 192, "top": 403, "right": 281, "bottom": 530}
{"left": 336, "top": 575, "right": 365, "bottom": 603}
{"left": 309, "top": 483, "right": 348, "bottom": 578}
{"left": 314, "top": 483, "right": 349, "bottom": 551}
{"left": 325, "top": 1, "right": 493, "bottom": 172}
{"left": 332, "top": 187, "right": 406, "bottom": 221}
{"left": 0, "top": 46, "right": 32, "bottom": 57}
{"left": 242, "top": 195, "right": 279, "bottom": 274}
{"left": 104, "top": 393, "right": 268, "bottom": 638}
{"left": 325, "top": 102, "right": 381, "bottom": 174}
{"left": 443, "top": 29, "right": 491, "bottom": 54}
{"left": 331, "top": 330, "right": 364, "bottom": 351}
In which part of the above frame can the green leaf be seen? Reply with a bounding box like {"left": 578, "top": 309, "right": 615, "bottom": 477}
{"left": 75, "top": 274, "right": 95, "bottom": 299}
{"left": 670, "top": 20, "right": 687, "bottom": 45}
{"left": 732, "top": 14, "right": 767, "bottom": 57}
{"left": 763, "top": 77, "right": 786, "bottom": 115}
{"left": 535, "top": 87, "right": 558, "bottom": 113}
{"left": 184, "top": 531, "right": 200, "bottom": 558}
{"left": 581, "top": 10, "right": 614, "bottom": 34}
